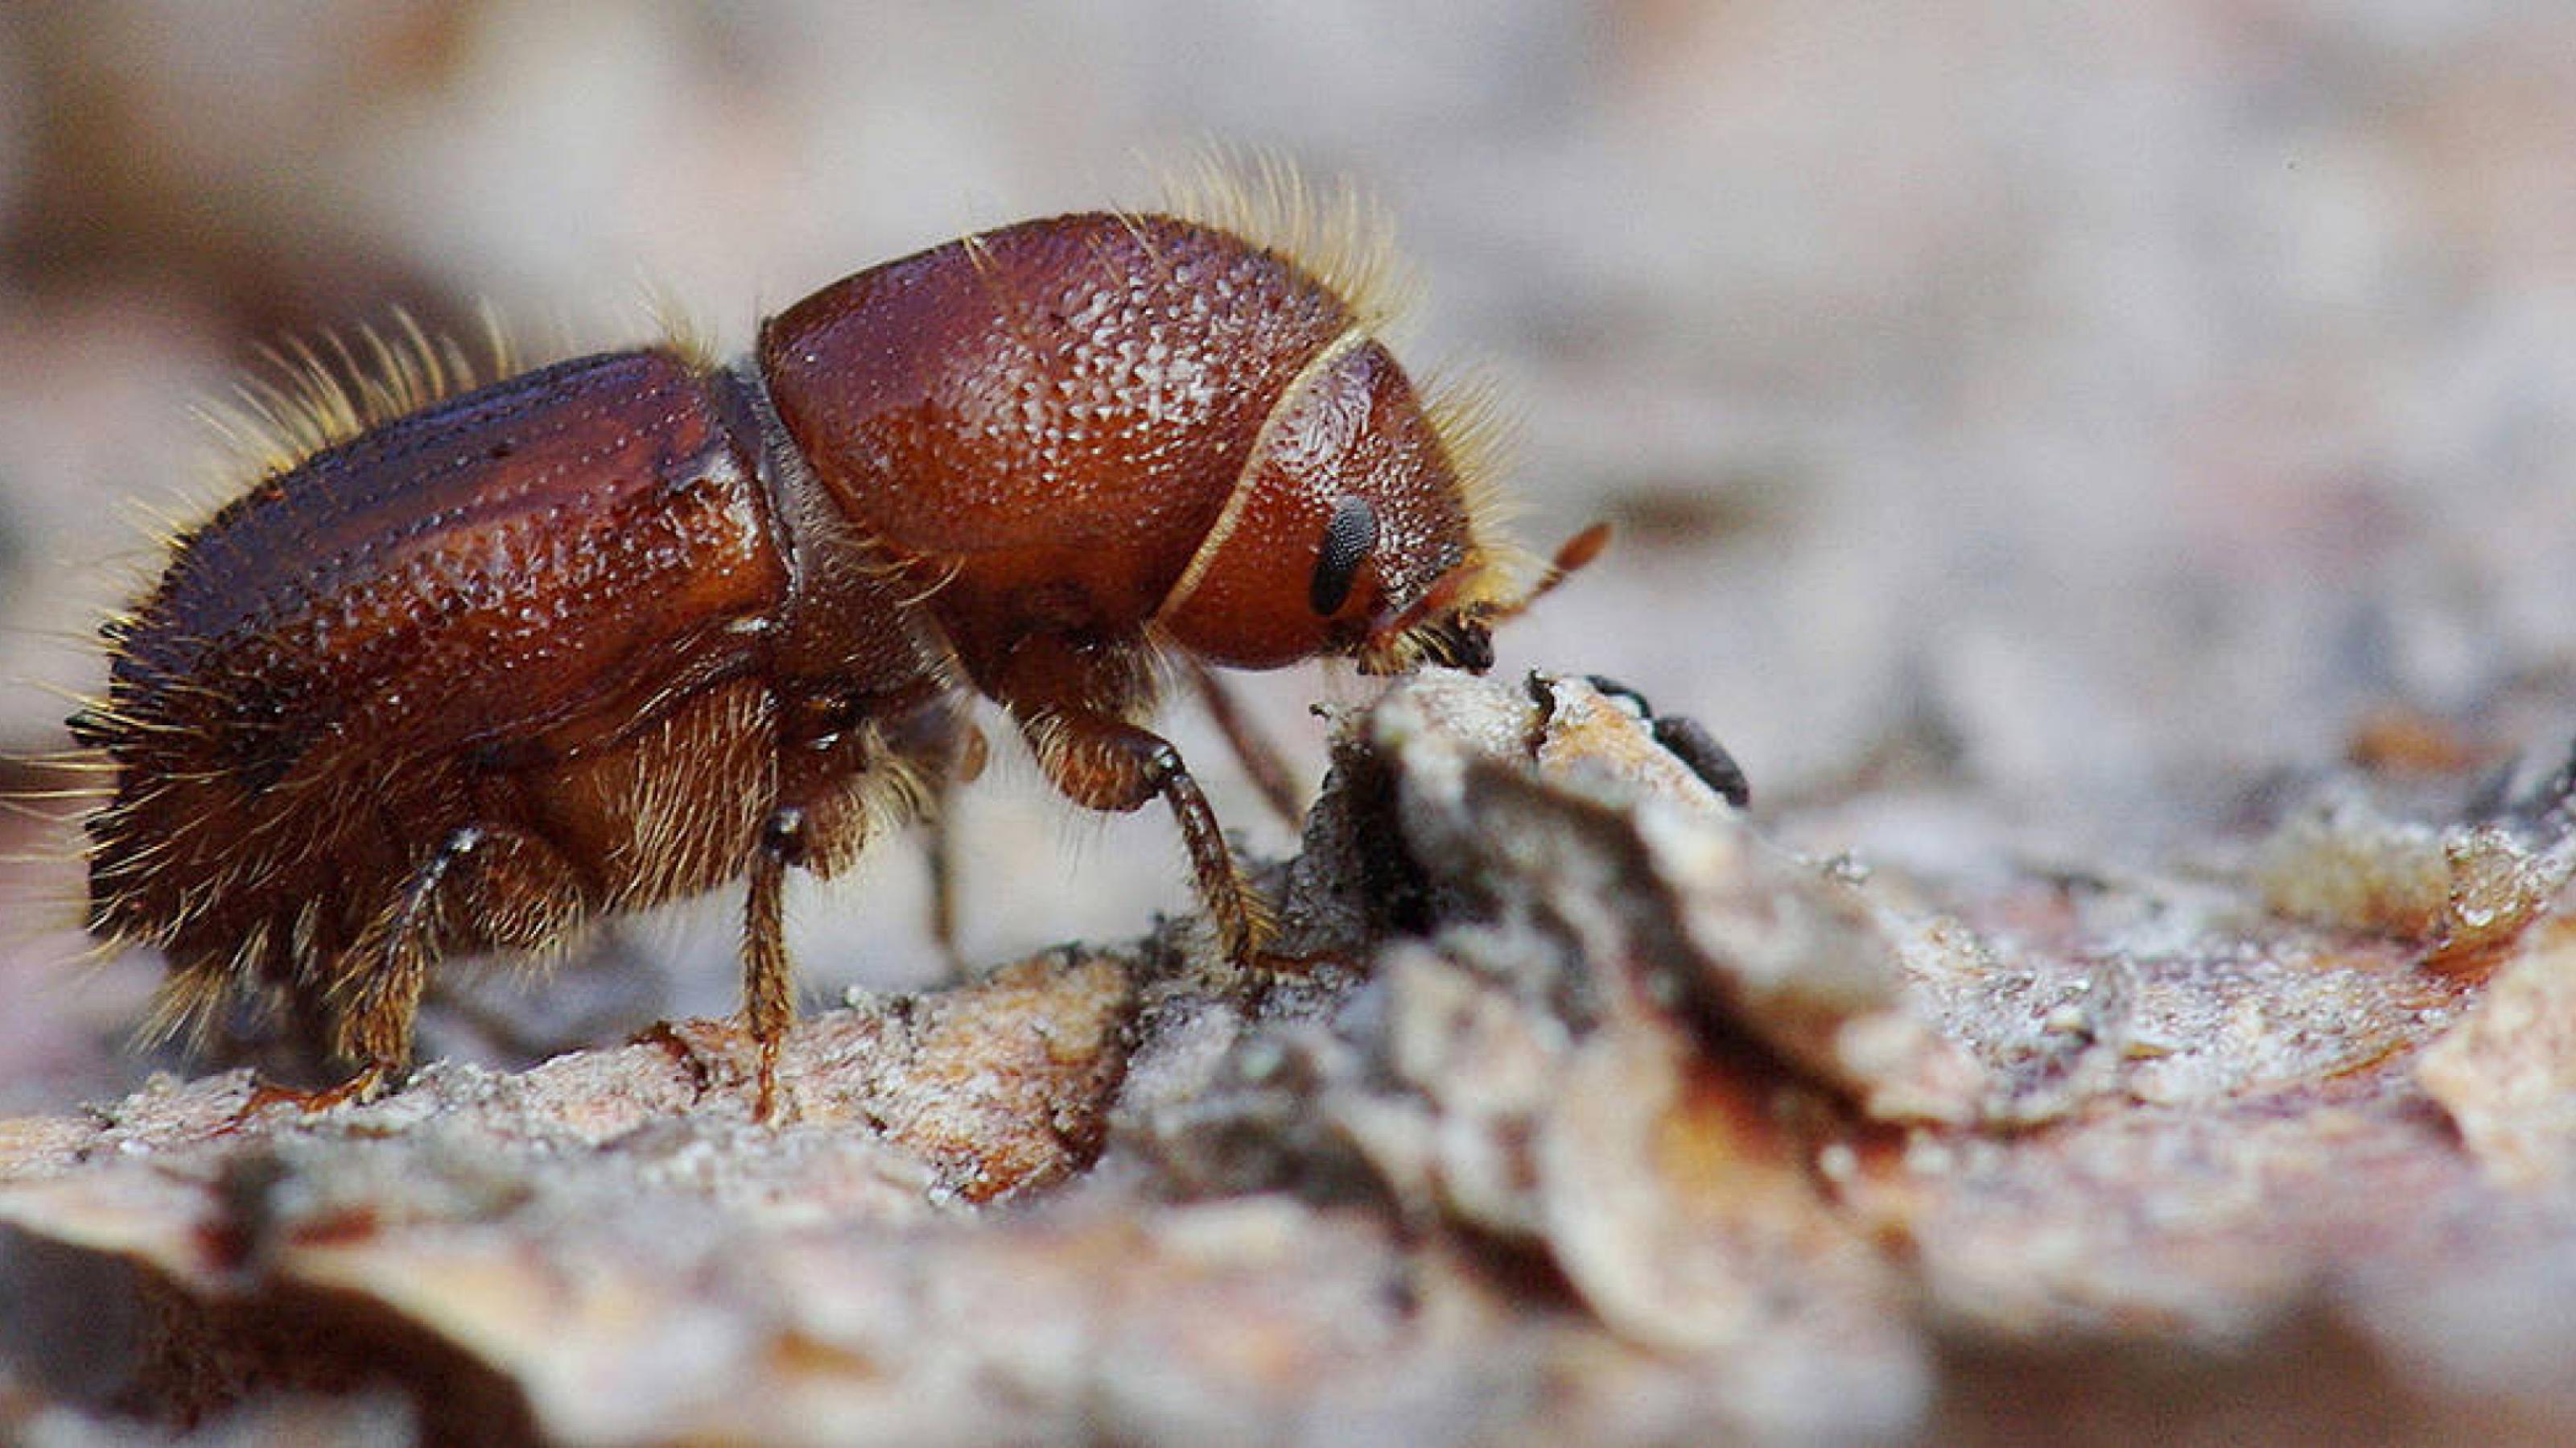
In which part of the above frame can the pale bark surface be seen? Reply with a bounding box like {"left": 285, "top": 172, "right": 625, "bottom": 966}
{"left": 5, "top": 672, "right": 2573, "bottom": 1444}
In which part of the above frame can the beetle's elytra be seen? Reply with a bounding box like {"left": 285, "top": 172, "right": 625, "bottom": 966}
{"left": 72, "top": 192, "right": 1599, "bottom": 1116}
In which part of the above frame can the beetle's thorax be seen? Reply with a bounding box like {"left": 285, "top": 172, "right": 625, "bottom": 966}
{"left": 758, "top": 210, "right": 1523, "bottom": 704}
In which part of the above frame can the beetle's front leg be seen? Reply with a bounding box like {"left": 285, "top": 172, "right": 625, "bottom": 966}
{"left": 1025, "top": 710, "right": 1265, "bottom": 974}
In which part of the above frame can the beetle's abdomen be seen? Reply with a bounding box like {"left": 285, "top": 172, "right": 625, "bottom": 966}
{"left": 84, "top": 347, "right": 789, "bottom": 973}
{"left": 759, "top": 214, "right": 1354, "bottom": 662}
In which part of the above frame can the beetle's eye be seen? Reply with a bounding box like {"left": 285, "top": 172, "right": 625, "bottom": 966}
{"left": 1309, "top": 497, "right": 1379, "bottom": 617}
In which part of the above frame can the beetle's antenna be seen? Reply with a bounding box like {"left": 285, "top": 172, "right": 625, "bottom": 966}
{"left": 1485, "top": 521, "right": 1611, "bottom": 625}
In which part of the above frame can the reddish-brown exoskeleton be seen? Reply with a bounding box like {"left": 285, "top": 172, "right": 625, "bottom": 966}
{"left": 73, "top": 190, "right": 1601, "bottom": 1116}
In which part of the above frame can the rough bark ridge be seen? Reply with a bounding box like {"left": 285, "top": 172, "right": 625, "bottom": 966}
{"left": 4, "top": 670, "right": 2574, "bottom": 1445}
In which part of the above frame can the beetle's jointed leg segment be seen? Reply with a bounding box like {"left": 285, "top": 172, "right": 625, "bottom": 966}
{"left": 742, "top": 806, "right": 812, "bottom": 1120}
{"left": 322, "top": 824, "right": 485, "bottom": 1107}
{"left": 1028, "top": 710, "right": 1265, "bottom": 974}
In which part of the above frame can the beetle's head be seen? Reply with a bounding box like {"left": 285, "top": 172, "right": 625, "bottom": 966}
{"left": 1155, "top": 334, "right": 1596, "bottom": 677}
{"left": 1350, "top": 517, "right": 1607, "bottom": 677}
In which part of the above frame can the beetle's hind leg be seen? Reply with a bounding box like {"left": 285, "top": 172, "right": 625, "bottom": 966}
{"left": 227, "top": 824, "right": 488, "bottom": 1118}
{"left": 314, "top": 825, "right": 487, "bottom": 1106}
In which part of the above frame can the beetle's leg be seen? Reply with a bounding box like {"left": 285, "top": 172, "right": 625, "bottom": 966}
{"left": 321, "top": 824, "right": 484, "bottom": 1107}
{"left": 919, "top": 718, "right": 990, "bottom": 967}
{"left": 1026, "top": 711, "right": 1265, "bottom": 974}
{"left": 1184, "top": 657, "right": 1305, "bottom": 830}
{"left": 743, "top": 806, "right": 809, "bottom": 1121}
{"left": 921, "top": 779, "right": 963, "bottom": 967}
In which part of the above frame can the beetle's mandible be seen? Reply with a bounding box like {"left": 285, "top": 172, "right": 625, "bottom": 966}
{"left": 70, "top": 186, "right": 1602, "bottom": 1116}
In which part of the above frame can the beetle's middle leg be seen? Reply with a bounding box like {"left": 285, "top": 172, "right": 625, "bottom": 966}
{"left": 1184, "top": 657, "right": 1306, "bottom": 830}
{"left": 740, "top": 805, "right": 817, "bottom": 1121}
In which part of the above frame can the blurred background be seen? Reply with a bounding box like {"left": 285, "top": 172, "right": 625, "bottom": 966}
{"left": 3, "top": 1, "right": 2574, "bottom": 1109}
